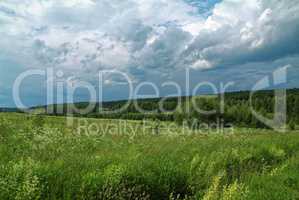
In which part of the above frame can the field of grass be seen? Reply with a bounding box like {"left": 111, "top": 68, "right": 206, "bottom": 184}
{"left": 1, "top": 113, "right": 299, "bottom": 199}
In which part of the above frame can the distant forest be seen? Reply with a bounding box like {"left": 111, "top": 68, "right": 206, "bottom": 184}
{"left": 39, "top": 88, "right": 299, "bottom": 129}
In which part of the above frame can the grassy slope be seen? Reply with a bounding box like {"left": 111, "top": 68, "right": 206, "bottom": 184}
{"left": 0, "top": 113, "right": 299, "bottom": 200}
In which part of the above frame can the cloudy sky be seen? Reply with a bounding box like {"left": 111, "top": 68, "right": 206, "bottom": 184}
{"left": 0, "top": 0, "right": 299, "bottom": 107}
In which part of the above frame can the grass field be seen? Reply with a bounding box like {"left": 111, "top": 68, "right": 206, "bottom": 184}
{"left": 1, "top": 113, "right": 299, "bottom": 200}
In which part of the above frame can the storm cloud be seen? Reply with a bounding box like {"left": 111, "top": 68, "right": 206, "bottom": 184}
{"left": 0, "top": 0, "right": 298, "bottom": 106}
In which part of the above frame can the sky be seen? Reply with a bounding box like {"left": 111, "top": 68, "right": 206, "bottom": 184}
{"left": 0, "top": 0, "right": 299, "bottom": 107}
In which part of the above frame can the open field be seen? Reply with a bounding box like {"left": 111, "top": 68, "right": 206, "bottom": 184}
{"left": 1, "top": 113, "right": 299, "bottom": 200}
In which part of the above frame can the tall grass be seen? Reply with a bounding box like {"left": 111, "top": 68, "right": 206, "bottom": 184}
{"left": 0, "top": 113, "right": 299, "bottom": 199}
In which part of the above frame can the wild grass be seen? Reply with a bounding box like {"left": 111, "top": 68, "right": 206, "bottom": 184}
{"left": 0, "top": 113, "right": 299, "bottom": 199}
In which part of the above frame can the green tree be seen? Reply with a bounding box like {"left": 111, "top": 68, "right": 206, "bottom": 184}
{"left": 288, "top": 119, "right": 296, "bottom": 130}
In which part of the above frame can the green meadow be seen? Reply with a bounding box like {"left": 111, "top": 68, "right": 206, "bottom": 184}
{"left": 1, "top": 113, "right": 299, "bottom": 200}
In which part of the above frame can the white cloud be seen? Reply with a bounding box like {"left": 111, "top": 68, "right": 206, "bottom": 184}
{"left": 184, "top": 0, "right": 299, "bottom": 68}
{"left": 0, "top": 0, "right": 298, "bottom": 84}
{"left": 191, "top": 59, "right": 213, "bottom": 70}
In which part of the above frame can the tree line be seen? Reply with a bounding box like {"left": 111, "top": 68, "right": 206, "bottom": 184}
{"left": 43, "top": 88, "right": 299, "bottom": 129}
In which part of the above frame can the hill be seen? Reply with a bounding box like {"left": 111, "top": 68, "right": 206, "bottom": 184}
{"left": 2, "top": 88, "right": 299, "bottom": 129}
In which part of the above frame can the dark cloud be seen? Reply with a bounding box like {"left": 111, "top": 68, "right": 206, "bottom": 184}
{"left": 0, "top": 0, "right": 298, "bottom": 106}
